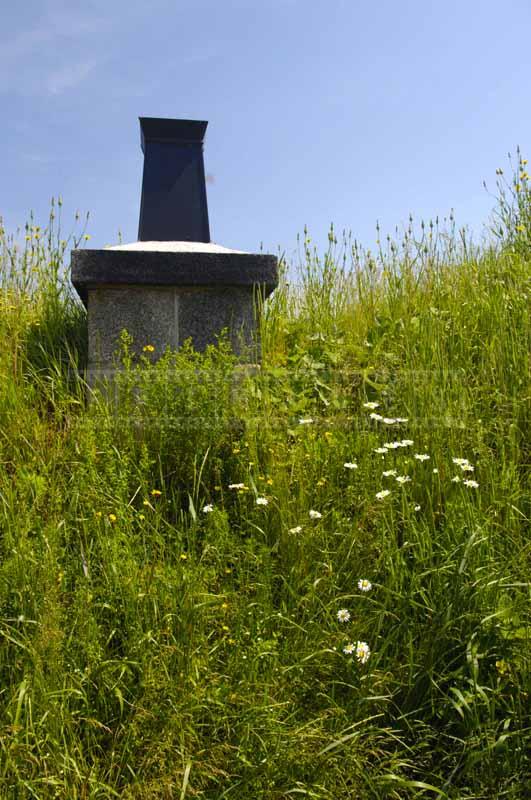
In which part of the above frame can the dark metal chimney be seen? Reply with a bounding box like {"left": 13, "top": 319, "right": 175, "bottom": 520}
{"left": 137, "top": 117, "right": 210, "bottom": 242}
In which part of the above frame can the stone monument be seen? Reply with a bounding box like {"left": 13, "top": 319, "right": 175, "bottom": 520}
{"left": 71, "top": 117, "right": 278, "bottom": 382}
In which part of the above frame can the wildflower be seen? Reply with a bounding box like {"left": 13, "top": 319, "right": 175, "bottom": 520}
{"left": 344, "top": 462, "right": 358, "bottom": 469}
{"left": 143, "top": 499, "right": 151, "bottom": 506}
{"left": 400, "top": 439, "right": 414, "bottom": 446}
{"left": 232, "top": 447, "right": 241, "bottom": 454}
{"left": 496, "top": 659, "right": 510, "bottom": 676}
{"left": 138, "top": 513, "right": 145, "bottom": 520}
{"left": 414, "top": 453, "right": 430, "bottom": 461}
{"left": 463, "top": 479, "right": 479, "bottom": 488}
{"left": 375, "top": 489, "right": 391, "bottom": 500}
{"left": 452, "top": 457, "right": 469, "bottom": 466}
{"left": 396, "top": 475, "right": 411, "bottom": 484}
{"left": 451, "top": 476, "right": 461, "bottom": 483}
{"left": 343, "top": 642, "right": 355, "bottom": 655}
{"left": 516, "top": 225, "right": 525, "bottom": 233}
{"left": 337, "top": 608, "right": 351, "bottom": 622}
{"left": 384, "top": 442, "right": 401, "bottom": 450}
{"left": 395, "top": 417, "right": 409, "bottom": 423}
{"left": 289, "top": 525, "right": 303, "bottom": 534}
{"left": 432, "top": 468, "right": 439, "bottom": 474}
{"left": 369, "top": 412, "right": 384, "bottom": 421}
{"left": 355, "top": 641, "right": 371, "bottom": 664}
{"left": 358, "top": 578, "right": 372, "bottom": 592}
{"left": 298, "top": 417, "right": 313, "bottom": 425}
{"left": 363, "top": 401, "right": 380, "bottom": 409}
{"left": 256, "top": 496, "right": 268, "bottom": 506}
{"left": 374, "top": 447, "right": 388, "bottom": 454}
{"left": 309, "top": 509, "right": 322, "bottom": 519}
{"left": 108, "top": 513, "right": 117, "bottom": 523}
{"left": 222, "top": 625, "right": 229, "bottom": 632}
{"left": 151, "top": 489, "right": 162, "bottom": 497}
{"left": 266, "top": 478, "right": 274, "bottom": 486}
{"left": 180, "top": 553, "right": 188, "bottom": 561}
{"left": 95, "top": 511, "right": 102, "bottom": 518}
{"left": 143, "top": 344, "right": 155, "bottom": 352}
{"left": 461, "top": 463, "right": 475, "bottom": 472}
{"left": 382, "top": 469, "right": 397, "bottom": 477}
{"left": 202, "top": 504, "right": 214, "bottom": 513}
{"left": 414, "top": 505, "right": 421, "bottom": 511}
{"left": 228, "top": 483, "right": 246, "bottom": 490}
{"left": 383, "top": 417, "right": 397, "bottom": 424}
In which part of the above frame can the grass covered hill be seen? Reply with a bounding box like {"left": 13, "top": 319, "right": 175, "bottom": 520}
{"left": 0, "top": 166, "right": 529, "bottom": 798}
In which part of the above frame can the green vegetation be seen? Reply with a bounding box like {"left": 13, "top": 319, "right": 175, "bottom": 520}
{"left": 0, "top": 164, "right": 529, "bottom": 799}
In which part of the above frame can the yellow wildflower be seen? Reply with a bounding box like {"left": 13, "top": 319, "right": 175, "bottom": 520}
{"left": 108, "top": 513, "right": 117, "bottom": 523}
{"left": 143, "top": 344, "right": 155, "bottom": 353}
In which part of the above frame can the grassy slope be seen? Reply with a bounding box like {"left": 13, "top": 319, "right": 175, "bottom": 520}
{"left": 0, "top": 190, "right": 529, "bottom": 798}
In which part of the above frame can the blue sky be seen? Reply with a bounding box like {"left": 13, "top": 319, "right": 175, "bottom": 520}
{"left": 2, "top": 0, "right": 531, "bottom": 261}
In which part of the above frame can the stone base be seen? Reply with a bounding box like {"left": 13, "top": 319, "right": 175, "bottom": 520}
{"left": 70, "top": 242, "right": 278, "bottom": 376}
{"left": 87, "top": 285, "right": 260, "bottom": 365}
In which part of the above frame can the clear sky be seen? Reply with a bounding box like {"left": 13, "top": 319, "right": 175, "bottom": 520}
{"left": 2, "top": 0, "right": 531, "bottom": 260}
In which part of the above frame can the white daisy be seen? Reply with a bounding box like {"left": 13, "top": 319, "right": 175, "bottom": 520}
{"left": 383, "top": 417, "right": 397, "bottom": 424}
{"left": 400, "top": 439, "right": 414, "bottom": 447}
{"left": 369, "top": 413, "right": 384, "bottom": 421}
{"left": 358, "top": 578, "right": 372, "bottom": 592}
{"left": 363, "top": 401, "right": 380, "bottom": 410}
{"left": 463, "top": 479, "right": 479, "bottom": 488}
{"left": 414, "top": 505, "right": 421, "bottom": 511}
{"left": 343, "top": 642, "right": 355, "bottom": 655}
{"left": 451, "top": 476, "right": 461, "bottom": 483}
{"left": 375, "top": 489, "right": 391, "bottom": 500}
{"left": 256, "top": 496, "right": 268, "bottom": 506}
{"left": 356, "top": 641, "right": 371, "bottom": 664}
{"left": 414, "top": 453, "right": 430, "bottom": 461}
{"left": 309, "top": 509, "right": 322, "bottom": 519}
{"left": 202, "top": 504, "right": 214, "bottom": 513}
{"left": 382, "top": 469, "right": 397, "bottom": 477}
{"left": 344, "top": 462, "right": 358, "bottom": 470}
{"left": 396, "top": 475, "right": 411, "bottom": 484}
{"left": 374, "top": 447, "right": 388, "bottom": 455}
{"left": 337, "top": 608, "right": 351, "bottom": 623}
{"left": 288, "top": 525, "right": 303, "bottom": 534}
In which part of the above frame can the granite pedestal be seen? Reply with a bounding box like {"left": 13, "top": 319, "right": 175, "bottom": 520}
{"left": 71, "top": 241, "right": 278, "bottom": 383}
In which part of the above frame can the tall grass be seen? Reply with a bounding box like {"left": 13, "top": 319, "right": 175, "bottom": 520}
{"left": 0, "top": 163, "right": 529, "bottom": 799}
